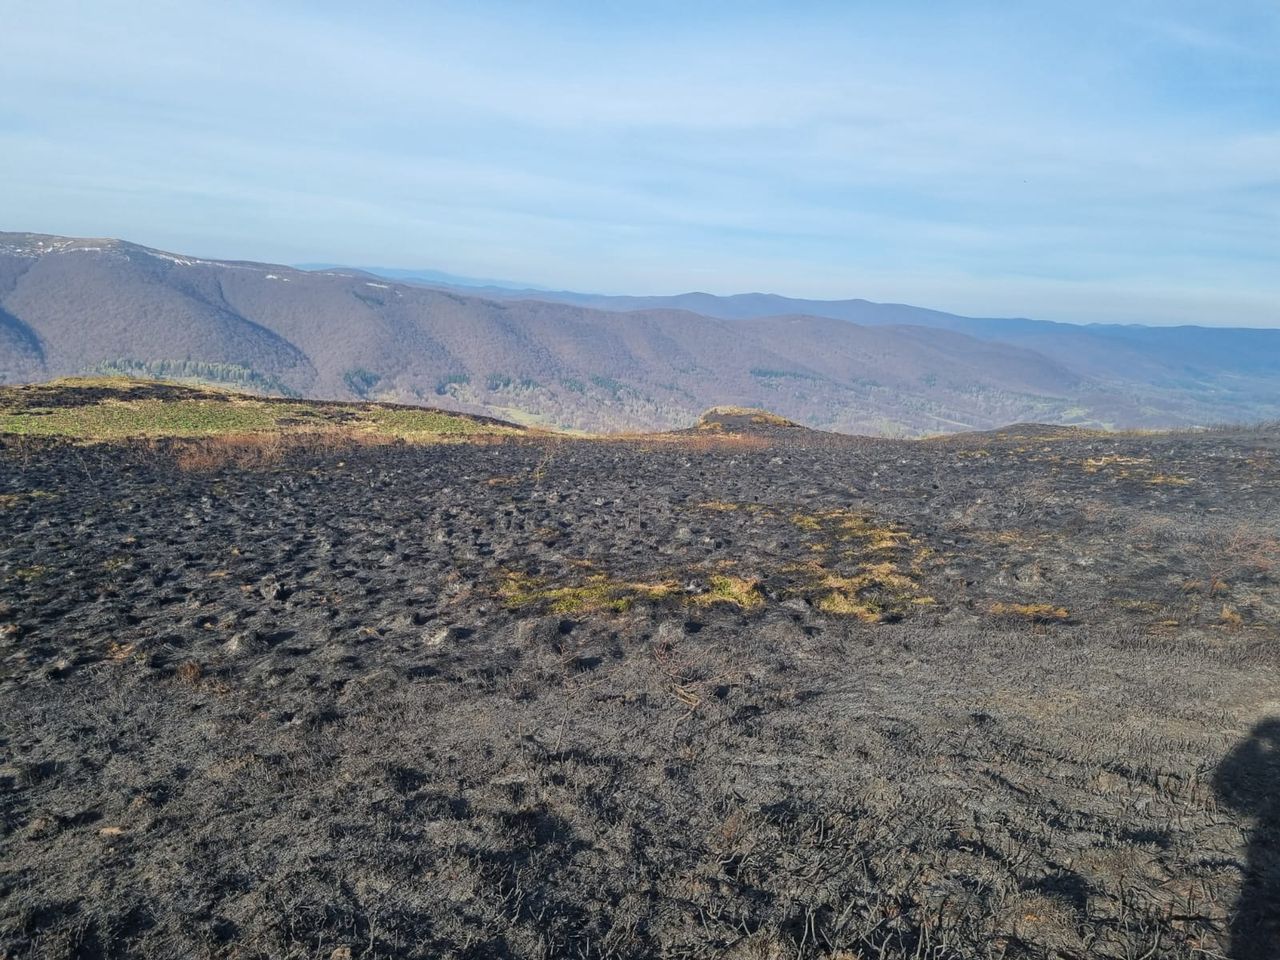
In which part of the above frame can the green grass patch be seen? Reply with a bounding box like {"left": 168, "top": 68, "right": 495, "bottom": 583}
{"left": 0, "top": 399, "right": 302, "bottom": 438}
{"left": 355, "top": 407, "right": 512, "bottom": 439}
{"left": 0, "top": 378, "right": 521, "bottom": 442}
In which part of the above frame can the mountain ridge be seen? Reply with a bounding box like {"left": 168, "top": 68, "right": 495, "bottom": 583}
{"left": 2, "top": 230, "right": 1277, "bottom": 434}
{"left": 390, "top": 277, "right": 1280, "bottom": 380}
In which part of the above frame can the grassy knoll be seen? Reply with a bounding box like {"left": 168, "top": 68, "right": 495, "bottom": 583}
{"left": 0, "top": 377, "right": 520, "bottom": 442}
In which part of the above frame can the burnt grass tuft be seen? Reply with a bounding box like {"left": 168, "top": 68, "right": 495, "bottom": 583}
{"left": 1, "top": 399, "right": 1280, "bottom": 958}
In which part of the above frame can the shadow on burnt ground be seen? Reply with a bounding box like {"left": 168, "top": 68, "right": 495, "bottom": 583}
{"left": 1215, "top": 718, "right": 1280, "bottom": 960}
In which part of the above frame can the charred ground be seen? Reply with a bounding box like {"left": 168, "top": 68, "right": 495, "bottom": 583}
{"left": 1, "top": 384, "right": 1279, "bottom": 959}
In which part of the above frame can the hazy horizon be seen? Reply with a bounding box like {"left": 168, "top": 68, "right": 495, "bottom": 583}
{"left": 3, "top": 1, "right": 1278, "bottom": 327}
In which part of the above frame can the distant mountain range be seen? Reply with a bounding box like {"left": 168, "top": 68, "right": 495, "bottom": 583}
{"left": 1, "top": 231, "right": 1276, "bottom": 434}
{"left": 294, "top": 263, "right": 553, "bottom": 292}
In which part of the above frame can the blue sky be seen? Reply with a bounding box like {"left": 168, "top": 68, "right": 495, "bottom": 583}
{"left": 2, "top": 1, "right": 1278, "bottom": 326}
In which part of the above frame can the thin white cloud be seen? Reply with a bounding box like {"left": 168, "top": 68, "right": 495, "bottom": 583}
{"left": 0, "top": 0, "right": 1276, "bottom": 326}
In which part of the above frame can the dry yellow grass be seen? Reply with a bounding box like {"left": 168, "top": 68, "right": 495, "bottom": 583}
{"left": 790, "top": 508, "right": 915, "bottom": 555}
{"left": 689, "top": 575, "right": 764, "bottom": 611}
{"left": 499, "top": 572, "right": 680, "bottom": 614}
{"left": 0, "top": 490, "right": 56, "bottom": 509}
{"left": 782, "top": 558, "right": 925, "bottom": 622}
{"left": 790, "top": 512, "right": 822, "bottom": 531}
{"left": 749, "top": 412, "right": 798, "bottom": 427}
{"left": 815, "top": 592, "right": 881, "bottom": 620}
